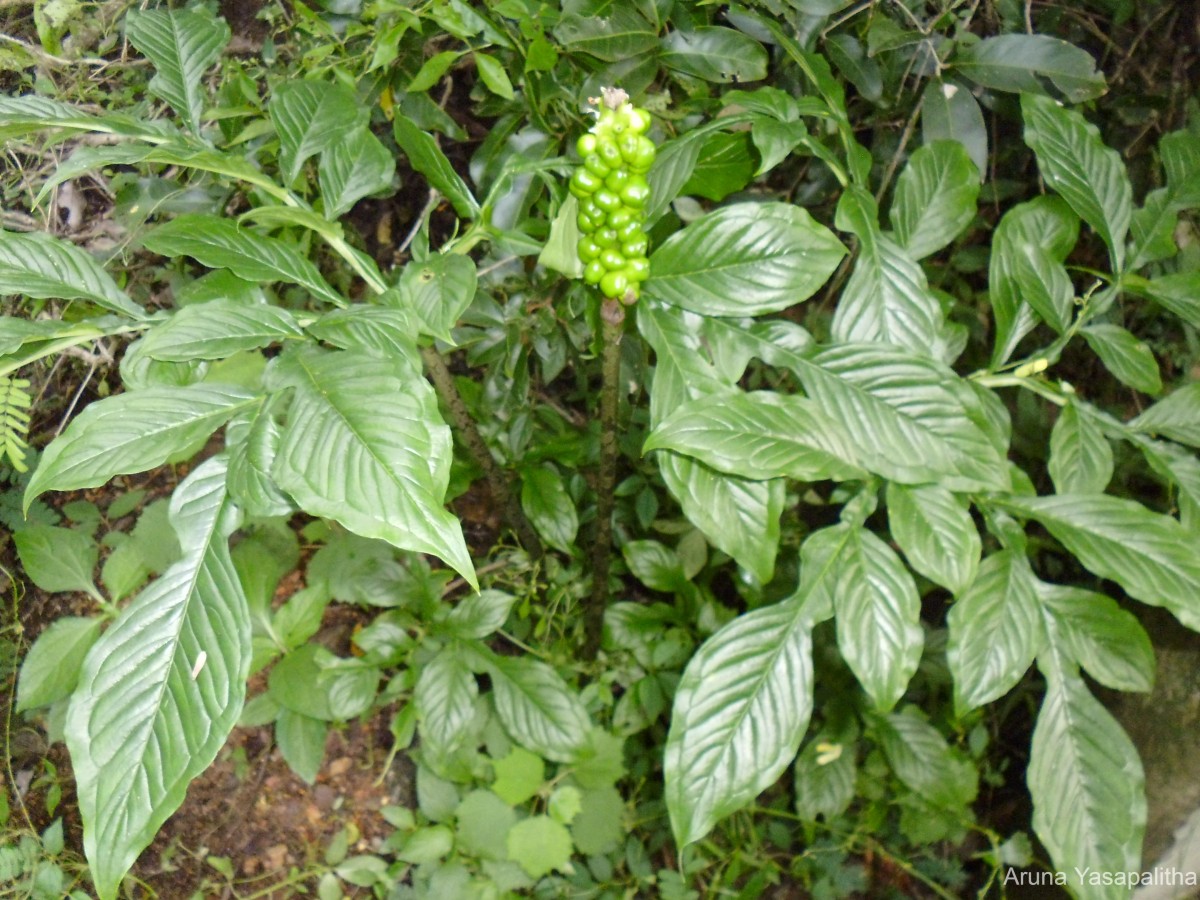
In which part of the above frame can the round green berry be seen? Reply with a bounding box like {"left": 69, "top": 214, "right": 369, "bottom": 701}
{"left": 600, "top": 270, "right": 628, "bottom": 298}
{"left": 578, "top": 237, "right": 601, "bottom": 262}
{"left": 584, "top": 260, "right": 605, "bottom": 284}
{"left": 626, "top": 257, "right": 650, "bottom": 281}
{"left": 594, "top": 227, "right": 619, "bottom": 248}
{"left": 600, "top": 248, "right": 625, "bottom": 271}
{"left": 584, "top": 154, "right": 611, "bottom": 178}
{"left": 570, "top": 168, "right": 601, "bottom": 197}
{"left": 577, "top": 133, "right": 597, "bottom": 157}
{"left": 620, "top": 180, "right": 649, "bottom": 208}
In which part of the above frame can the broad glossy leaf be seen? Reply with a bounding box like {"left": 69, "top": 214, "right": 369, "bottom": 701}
{"left": 415, "top": 647, "right": 479, "bottom": 756}
{"left": 1138, "top": 272, "right": 1200, "bottom": 330}
{"left": 1081, "top": 324, "right": 1161, "bottom": 395}
{"left": 890, "top": 141, "right": 979, "bottom": 260}
{"left": 666, "top": 590, "right": 820, "bottom": 847}
{"left": 393, "top": 115, "right": 480, "bottom": 219}
{"left": 988, "top": 196, "right": 1079, "bottom": 366}
{"left": 1161, "top": 129, "right": 1200, "bottom": 208}
{"left": 124, "top": 8, "right": 229, "bottom": 132}
{"left": 1022, "top": 94, "right": 1131, "bottom": 271}
{"left": 956, "top": 35, "right": 1106, "bottom": 103}
{"left": 393, "top": 252, "right": 477, "bottom": 342}
{"left": 554, "top": 8, "right": 658, "bottom": 62}
{"left": 679, "top": 132, "right": 756, "bottom": 202}
{"left": 140, "top": 300, "right": 302, "bottom": 361}
{"left": 25, "top": 384, "right": 257, "bottom": 506}
{"left": 0, "top": 231, "right": 144, "bottom": 318}
{"left": 473, "top": 52, "right": 513, "bottom": 100}
{"left": 1134, "top": 435, "right": 1200, "bottom": 531}
{"left": 488, "top": 654, "right": 590, "bottom": 763}
{"left": 226, "top": 402, "right": 293, "bottom": 518}
{"left": 946, "top": 551, "right": 1043, "bottom": 714}
{"left": 142, "top": 215, "right": 343, "bottom": 307}
{"left": 1036, "top": 582, "right": 1154, "bottom": 693}
{"left": 661, "top": 26, "right": 768, "bottom": 84}
{"left": 920, "top": 80, "right": 987, "bottom": 177}
{"left": 319, "top": 126, "right": 396, "bottom": 219}
{"left": 886, "top": 482, "right": 980, "bottom": 594}
{"left": 0, "top": 95, "right": 177, "bottom": 143}
{"left": 268, "top": 348, "right": 475, "bottom": 587}
{"left": 832, "top": 188, "right": 945, "bottom": 356}
{"left": 876, "top": 711, "right": 977, "bottom": 810}
{"left": 658, "top": 454, "right": 782, "bottom": 585}
{"left": 436, "top": 591, "right": 518, "bottom": 640}
{"left": 65, "top": 458, "right": 250, "bottom": 900}
{"left": 643, "top": 125, "right": 709, "bottom": 226}
{"left": 1028, "top": 647, "right": 1144, "bottom": 899}
{"left": 17, "top": 616, "right": 101, "bottom": 711}
{"left": 304, "top": 307, "right": 420, "bottom": 365}
{"left": 643, "top": 390, "right": 864, "bottom": 483}
{"left": 1048, "top": 401, "right": 1113, "bottom": 495}
{"left": 999, "top": 494, "right": 1200, "bottom": 630}
{"left": 789, "top": 344, "right": 1011, "bottom": 491}
{"left": 269, "top": 80, "right": 367, "bottom": 185}
{"left": 646, "top": 203, "right": 845, "bottom": 317}
{"left": 832, "top": 528, "right": 923, "bottom": 711}
{"left": 1130, "top": 382, "right": 1200, "bottom": 447}
{"left": 520, "top": 467, "right": 578, "bottom": 554}
{"left": 13, "top": 525, "right": 101, "bottom": 600}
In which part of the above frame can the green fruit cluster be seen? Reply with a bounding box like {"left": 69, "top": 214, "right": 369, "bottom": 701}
{"left": 570, "top": 92, "right": 655, "bottom": 303}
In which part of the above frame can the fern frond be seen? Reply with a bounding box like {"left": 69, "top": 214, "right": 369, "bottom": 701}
{"left": 0, "top": 376, "right": 32, "bottom": 473}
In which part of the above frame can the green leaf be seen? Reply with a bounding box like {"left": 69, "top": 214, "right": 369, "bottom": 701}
{"left": 506, "top": 816, "right": 572, "bottom": 879}
{"left": 268, "top": 645, "right": 333, "bottom": 720}
{"left": 1134, "top": 434, "right": 1200, "bottom": 530}
{"left": 318, "top": 126, "right": 396, "bottom": 219}
{"left": 886, "top": 482, "right": 980, "bottom": 595}
{"left": 487, "top": 654, "right": 590, "bottom": 763}
{"left": 661, "top": 26, "right": 768, "bottom": 83}
{"left": 17, "top": 616, "right": 102, "bottom": 711}
{"left": 393, "top": 252, "right": 477, "bottom": 342}
{"left": 491, "top": 746, "right": 544, "bottom": 806}
{"left": 124, "top": 8, "right": 229, "bottom": 132}
{"left": 571, "top": 786, "right": 625, "bottom": 855}
{"left": 140, "top": 300, "right": 302, "bottom": 362}
{"left": 789, "top": 344, "right": 1011, "bottom": 492}
{"left": 998, "top": 494, "right": 1200, "bottom": 630}
{"left": 0, "top": 231, "right": 145, "bottom": 319}
{"left": 415, "top": 647, "right": 478, "bottom": 756}
{"left": 955, "top": 34, "right": 1106, "bottom": 103}
{"left": 646, "top": 202, "right": 846, "bottom": 317}
{"left": 1048, "top": 401, "right": 1113, "bottom": 495}
{"left": 473, "top": 52, "right": 514, "bottom": 100}
{"left": 455, "top": 791, "right": 516, "bottom": 860}
{"left": 1022, "top": 94, "right": 1132, "bottom": 271}
{"left": 876, "top": 710, "right": 977, "bottom": 810}
{"left": 538, "top": 194, "right": 583, "bottom": 278}
{"left": 832, "top": 528, "right": 923, "bottom": 711}
{"left": 65, "top": 458, "right": 250, "bottom": 900}
{"left": 304, "top": 307, "right": 420, "bottom": 364}
{"left": 397, "top": 825, "right": 453, "bottom": 864}
{"left": 554, "top": 8, "right": 658, "bottom": 62}
{"left": 946, "top": 551, "right": 1043, "bottom": 714}
{"left": 269, "top": 80, "right": 367, "bottom": 185}
{"left": 407, "top": 49, "right": 464, "bottom": 92}
{"left": 143, "top": 215, "right": 343, "bottom": 307}
{"left": 794, "top": 735, "right": 856, "bottom": 821}
{"left": 1130, "top": 382, "right": 1200, "bottom": 447}
{"left": 1036, "top": 582, "right": 1154, "bottom": 693}
{"left": 679, "top": 132, "right": 756, "bottom": 203}
{"left": 825, "top": 34, "right": 882, "bottom": 103}
{"left": 621, "top": 540, "right": 686, "bottom": 593}
{"left": 1081, "top": 324, "right": 1161, "bottom": 395}
{"left": 658, "top": 454, "right": 782, "bottom": 585}
{"left": 920, "top": 80, "right": 987, "bottom": 177}
{"left": 988, "top": 197, "right": 1079, "bottom": 365}
{"left": 13, "top": 525, "right": 100, "bottom": 600}
{"left": 25, "top": 384, "right": 258, "bottom": 507}
{"left": 1138, "top": 272, "right": 1200, "bottom": 330}
{"left": 268, "top": 347, "right": 475, "bottom": 587}
{"left": 1028, "top": 647, "right": 1144, "bottom": 899}
{"left": 890, "top": 141, "right": 980, "bottom": 260}
{"left": 665, "top": 590, "right": 820, "bottom": 847}
{"left": 275, "top": 708, "right": 328, "bottom": 785}
{"left": 436, "top": 591, "right": 517, "bottom": 640}
{"left": 832, "top": 188, "right": 946, "bottom": 356}
{"left": 643, "top": 390, "right": 864, "bottom": 483}
{"left": 392, "top": 115, "right": 480, "bottom": 219}
{"left": 520, "top": 466, "right": 578, "bottom": 554}
{"left": 227, "top": 402, "right": 294, "bottom": 518}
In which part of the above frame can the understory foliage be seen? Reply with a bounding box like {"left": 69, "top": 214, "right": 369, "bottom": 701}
{"left": 2, "top": 0, "right": 1199, "bottom": 897}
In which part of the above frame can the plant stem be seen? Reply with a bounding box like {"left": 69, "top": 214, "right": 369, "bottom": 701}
{"left": 584, "top": 298, "right": 625, "bottom": 658}
{"left": 420, "top": 345, "right": 543, "bottom": 557}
